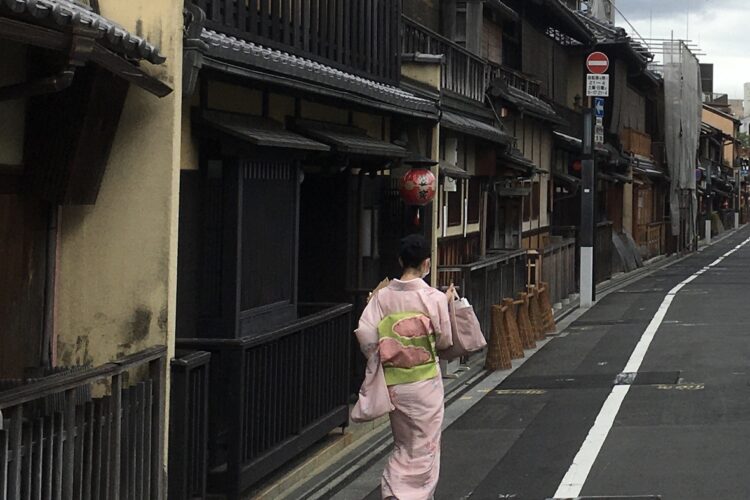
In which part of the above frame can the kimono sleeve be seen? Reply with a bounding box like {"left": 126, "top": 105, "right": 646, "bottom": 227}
{"left": 430, "top": 290, "right": 453, "bottom": 351}
{"left": 354, "top": 292, "right": 383, "bottom": 357}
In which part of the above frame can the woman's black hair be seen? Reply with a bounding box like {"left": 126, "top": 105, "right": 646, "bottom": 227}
{"left": 399, "top": 234, "right": 431, "bottom": 270}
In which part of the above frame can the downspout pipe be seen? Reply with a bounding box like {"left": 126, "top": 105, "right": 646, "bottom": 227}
{"left": 41, "top": 205, "right": 59, "bottom": 368}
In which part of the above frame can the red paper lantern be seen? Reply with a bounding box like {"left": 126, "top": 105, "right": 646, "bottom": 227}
{"left": 399, "top": 168, "right": 436, "bottom": 206}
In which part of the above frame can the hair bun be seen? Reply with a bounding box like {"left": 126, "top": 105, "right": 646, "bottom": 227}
{"left": 399, "top": 234, "right": 431, "bottom": 268}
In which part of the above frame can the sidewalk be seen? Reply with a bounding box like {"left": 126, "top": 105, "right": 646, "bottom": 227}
{"left": 249, "top": 227, "right": 744, "bottom": 500}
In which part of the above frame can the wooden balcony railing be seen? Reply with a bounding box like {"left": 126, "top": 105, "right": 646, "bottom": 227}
{"left": 402, "top": 16, "right": 488, "bottom": 102}
{"left": 438, "top": 250, "right": 529, "bottom": 338}
{"left": 0, "top": 347, "right": 167, "bottom": 500}
{"left": 486, "top": 63, "right": 542, "bottom": 98}
{"left": 176, "top": 303, "right": 353, "bottom": 498}
{"left": 194, "top": 0, "right": 401, "bottom": 84}
{"left": 541, "top": 238, "right": 578, "bottom": 306}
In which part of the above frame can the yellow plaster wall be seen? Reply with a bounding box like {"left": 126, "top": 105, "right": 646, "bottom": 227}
{"left": 301, "top": 101, "right": 349, "bottom": 124}
{"left": 268, "top": 93, "right": 295, "bottom": 124}
{"left": 0, "top": 42, "right": 26, "bottom": 165}
{"left": 401, "top": 62, "right": 441, "bottom": 90}
{"left": 54, "top": 1, "right": 183, "bottom": 480}
{"left": 206, "top": 81, "right": 262, "bottom": 114}
{"left": 353, "top": 112, "right": 384, "bottom": 140}
{"left": 55, "top": 0, "right": 182, "bottom": 376}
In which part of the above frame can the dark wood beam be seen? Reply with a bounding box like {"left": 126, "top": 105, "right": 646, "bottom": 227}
{"left": 0, "top": 17, "right": 68, "bottom": 51}
{"left": 0, "top": 17, "right": 172, "bottom": 97}
{"left": 90, "top": 44, "right": 172, "bottom": 97}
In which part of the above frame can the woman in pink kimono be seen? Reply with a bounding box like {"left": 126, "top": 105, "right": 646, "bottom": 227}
{"left": 356, "top": 234, "right": 454, "bottom": 500}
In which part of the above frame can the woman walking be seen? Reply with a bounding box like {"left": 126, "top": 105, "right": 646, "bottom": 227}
{"left": 356, "top": 234, "right": 454, "bottom": 499}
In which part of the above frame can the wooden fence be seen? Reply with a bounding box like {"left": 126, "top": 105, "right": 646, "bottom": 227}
{"left": 0, "top": 346, "right": 167, "bottom": 500}
{"left": 176, "top": 303, "right": 352, "bottom": 498}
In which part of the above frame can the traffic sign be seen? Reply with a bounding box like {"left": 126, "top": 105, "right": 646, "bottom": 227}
{"left": 587, "top": 74, "right": 610, "bottom": 97}
{"left": 586, "top": 52, "right": 610, "bottom": 74}
{"left": 594, "top": 97, "right": 605, "bottom": 117}
{"left": 594, "top": 121, "right": 605, "bottom": 145}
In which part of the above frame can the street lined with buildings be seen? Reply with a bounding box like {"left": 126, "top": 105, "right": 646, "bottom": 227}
{"left": 326, "top": 226, "right": 750, "bottom": 500}
{"left": 1, "top": 1, "right": 750, "bottom": 499}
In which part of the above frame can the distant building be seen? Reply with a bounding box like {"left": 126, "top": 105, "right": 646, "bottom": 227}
{"left": 700, "top": 64, "right": 714, "bottom": 94}
{"left": 744, "top": 82, "right": 750, "bottom": 117}
{"left": 729, "top": 99, "right": 745, "bottom": 118}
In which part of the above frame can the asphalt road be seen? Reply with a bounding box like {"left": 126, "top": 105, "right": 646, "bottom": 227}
{"left": 340, "top": 226, "right": 750, "bottom": 500}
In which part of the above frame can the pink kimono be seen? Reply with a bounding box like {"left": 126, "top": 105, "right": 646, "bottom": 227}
{"left": 356, "top": 278, "right": 452, "bottom": 500}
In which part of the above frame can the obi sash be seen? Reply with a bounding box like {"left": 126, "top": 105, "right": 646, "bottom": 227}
{"left": 377, "top": 311, "right": 438, "bottom": 386}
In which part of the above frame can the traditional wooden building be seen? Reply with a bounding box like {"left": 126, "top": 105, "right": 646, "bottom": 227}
{"left": 0, "top": 0, "right": 177, "bottom": 497}
{"left": 699, "top": 112, "right": 741, "bottom": 238}
{"left": 175, "top": 2, "right": 448, "bottom": 496}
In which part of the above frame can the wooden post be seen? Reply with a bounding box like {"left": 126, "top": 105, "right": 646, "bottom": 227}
{"left": 430, "top": 122, "right": 441, "bottom": 285}
{"left": 149, "top": 357, "right": 166, "bottom": 500}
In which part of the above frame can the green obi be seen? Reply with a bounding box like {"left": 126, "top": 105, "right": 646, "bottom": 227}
{"left": 378, "top": 311, "right": 439, "bottom": 386}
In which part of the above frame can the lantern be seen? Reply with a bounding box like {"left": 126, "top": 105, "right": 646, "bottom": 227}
{"left": 399, "top": 157, "right": 438, "bottom": 227}
{"left": 399, "top": 168, "right": 436, "bottom": 206}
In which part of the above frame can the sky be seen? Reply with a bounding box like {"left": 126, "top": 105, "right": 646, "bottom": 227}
{"left": 614, "top": 0, "right": 750, "bottom": 98}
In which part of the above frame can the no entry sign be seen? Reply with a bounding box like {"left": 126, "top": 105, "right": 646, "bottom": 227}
{"left": 586, "top": 52, "right": 610, "bottom": 74}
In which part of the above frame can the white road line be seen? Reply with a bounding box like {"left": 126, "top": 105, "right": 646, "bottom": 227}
{"left": 553, "top": 235, "right": 750, "bottom": 499}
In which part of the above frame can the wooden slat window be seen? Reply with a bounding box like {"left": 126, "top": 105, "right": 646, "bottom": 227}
{"left": 240, "top": 161, "right": 297, "bottom": 312}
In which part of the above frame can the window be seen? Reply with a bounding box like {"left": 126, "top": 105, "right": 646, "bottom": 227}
{"left": 523, "top": 184, "right": 531, "bottom": 222}
{"left": 468, "top": 178, "right": 481, "bottom": 224}
{"left": 447, "top": 182, "right": 463, "bottom": 226}
{"left": 240, "top": 162, "right": 297, "bottom": 312}
{"left": 532, "top": 181, "right": 540, "bottom": 220}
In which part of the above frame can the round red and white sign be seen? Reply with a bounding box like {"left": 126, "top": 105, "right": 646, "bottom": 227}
{"left": 586, "top": 52, "right": 610, "bottom": 74}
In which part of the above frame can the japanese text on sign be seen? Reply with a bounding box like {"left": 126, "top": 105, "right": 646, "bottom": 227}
{"left": 587, "top": 74, "right": 610, "bottom": 97}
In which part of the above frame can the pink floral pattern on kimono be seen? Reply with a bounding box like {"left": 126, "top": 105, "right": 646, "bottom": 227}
{"left": 356, "top": 278, "right": 452, "bottom": 500}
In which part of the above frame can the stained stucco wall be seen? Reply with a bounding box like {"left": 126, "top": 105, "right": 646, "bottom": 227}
{"left": 55, "top": 0, "right": 182, "bottom": 369}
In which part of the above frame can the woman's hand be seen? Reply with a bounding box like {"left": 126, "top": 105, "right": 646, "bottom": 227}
{"left": 445, "top": 283, "right": 457, "bottom": 303}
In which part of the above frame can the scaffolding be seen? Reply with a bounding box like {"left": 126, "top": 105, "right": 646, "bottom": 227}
{"left": 662, "top": 40, "right": 702, "bottom": 248}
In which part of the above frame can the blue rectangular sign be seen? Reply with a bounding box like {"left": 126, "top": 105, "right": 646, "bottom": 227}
{"left": 594, "top": 97, "right": 605, "bottom": 118}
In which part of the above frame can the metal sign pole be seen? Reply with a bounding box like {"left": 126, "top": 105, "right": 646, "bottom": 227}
{"left": 580, "top": 108, "right": 596, "bottom": 308}
{"left": 582, "top": 52, "right": 608, "bottom": 307}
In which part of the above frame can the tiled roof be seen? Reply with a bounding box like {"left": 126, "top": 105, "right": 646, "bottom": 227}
{"left": 0, "top": 0, "right": 165, "bottom": 64}
{"left": 441, "top": 111, "right": 513, "bottom": 146}
{"left": 200, "top": 29, "right": 438, "bottom": 115}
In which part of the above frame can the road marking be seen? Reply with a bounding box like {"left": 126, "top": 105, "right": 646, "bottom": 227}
{"left": 655, "top": 383, "right": 704, "bottom": 391}
{"left": 495, "top": 389, "right": 547, "bottom": 395}
{"left": 554, "top": 235, "right": 750, "bottom": 498}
